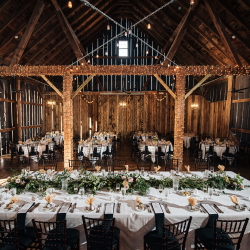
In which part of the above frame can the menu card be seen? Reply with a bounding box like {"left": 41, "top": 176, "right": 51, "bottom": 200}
{"left": 202, "top": 203, "right": 218, "bottom": 214}
{"left": 151, "top": 203, "right": 163, "bottom": 214}
{"left": 105, "top": 203, "right": 114, "bottom": 214}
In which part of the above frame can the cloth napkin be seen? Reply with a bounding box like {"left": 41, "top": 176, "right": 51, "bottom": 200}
{"left": 151, "top": 203, "right": 164, "bottom": 235}
{"left": 17, "top": 202, "right": 35, "bottom": 234}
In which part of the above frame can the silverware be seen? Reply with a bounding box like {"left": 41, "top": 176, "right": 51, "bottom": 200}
{"left": 146, "top": 204, "right": 152, "bottom": 213}
{"left": 164, "top": 204, "right": 171, "bottom": 214}
{"left": 69, "top": 203, "right": 76, "bottom": 213}
{"left": 242, "top": 204, "right": 250, "bottom": 211}
{"left": 28, "top": 203, "right": 40, "bottom": 212}
{"left": 96, "top": 203, "right": 102, "bottom": 213}
{"left": 213, "top": 204, "right": 223, "bottom": 213}
{"left": 116, "top": 203, "right": 121, "bottom": 213}
{"left": 199, "top": 203, "right": 207, "bottom": 213}
{"left": 0, "top": 202, "right": 5, "bottom": 207}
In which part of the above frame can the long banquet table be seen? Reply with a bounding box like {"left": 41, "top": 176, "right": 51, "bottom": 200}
{"left": 2, "top": 171, "right": 250, "bottom": 250}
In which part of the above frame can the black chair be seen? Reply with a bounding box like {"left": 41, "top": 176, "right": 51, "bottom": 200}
{"left": 131, "top": 144, "right": 140, "bottom": 160}
{"left": 0, "top": 219, "right": 37, "bottom": 250}
{"left": 195, "top": 158, "right": 209, "bottom": 170}
{"left": 222, "top": 146, "right": 236, "bottom": 166}
{"left": 82, "top": 159, "right": 98, "bottom": 171}
{"left": 76, "top": 146, "right": 85, "bottom": 160}
{"left": 165, "top": 159, "right": 179, "bottom": 171}
{"left": 90, "top": 145, "right": 102, "bottom": 161}
{"left": 28, "top": 144, "right": 39, "bottom": 163}
{"left": 68, "top": 159, "right": 83, "bottom": 170}
{"left": 204, "top": 145, "right": 217, "bottom": 164}
{"left": 10, "top": 144, "right": 19, "bottom": 165}
{"left": 144, "top": 217, "right": 192, "bottom": 250}
{"left": 140, "top": 146, "right": 152, "bottom": 161}
{"left": 112, "top": 159, "right": 127, "bottom": 171}
{"left": 137, "top": 159, "right": 151, "bottom": 171}
{"left": 195, "top": 218, "right": 249, "bottom": 250}
{"left": 42, "top": 158, "right": 58, "bottom": 171}
{"left": 32, "top": 219, "right": 79, "bottom": 250}
{"left": 103, "top": 145, "right": 113, "bottom": 159}
{"left": 82, "top": 216, "right": 120, "bottom": 250}
{"left": 155, "top": 146, "right": 166, "bottom": 164}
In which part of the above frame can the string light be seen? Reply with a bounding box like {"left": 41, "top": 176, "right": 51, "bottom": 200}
{"left": 190, "top": 0, "right": 194, "bottom": 5}
{"left": 147, "top": 21, "right": 151, "bottom": 29}
{"left": 107, "top": 21, "right": 110, "bottom": 30}
{"left": 136, "top": 42, "right": 138, "bottom": 48}
{"left": 96, "top": 54, "right": 99, "bottom": 58}
{"left": 68, "top": 1, "right": 72, "bottom": 8}
{"left": 146, "top": 50, "right": 149, "bottom": 55}
{"left": 105, "top": 51, "right": 108, "bottom": 56}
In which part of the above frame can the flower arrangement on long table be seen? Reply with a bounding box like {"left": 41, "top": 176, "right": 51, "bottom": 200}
{"left": 5, "top": 167, "right": 244, "bottom": 196}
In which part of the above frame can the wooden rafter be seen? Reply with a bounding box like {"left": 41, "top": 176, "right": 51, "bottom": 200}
{"left": 231, "top": 128, "right": 250, "bottom": 134}
{"left": 50, "top": 0, "right": 83, "bottom": 61}
{"left": 0, "top": 0, "right": 35, "bottom": 33}
{"left": 162, "top": 0, "right": 200, "bottom": 66}
{"left": 40, "top": 75, "right": 62, "bottom": 97}
{"left": 153, "top": 75, "right": 176, "bottom": 99}
{"left": 185, "top": 75, "right": 211, "bottom": 99}
{"left": 204, "top": 0, "right": 242, "bottom": 66}
{"left": 72, "top": 74, "right": 96, "bottom": 99}
{"left": 232, "top": 98, "right": 250, "bottom": 103}
{"left": 10, "top": 0, "right": 45, "bottom": 67}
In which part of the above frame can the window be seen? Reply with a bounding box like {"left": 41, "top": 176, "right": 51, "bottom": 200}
{"left": 118, "top": 40, "right": 128, "bottom": 57}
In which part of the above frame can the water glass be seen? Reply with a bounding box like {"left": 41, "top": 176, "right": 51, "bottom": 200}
{"left": 203, "top": 183, "right": 208, "bottom": 193}
{"left": 101, "top": 169, "right": 106, "bottom": 176}
{"left": 164, "top": 188, "right": 170, "bottom": 200}
{"left": 173, "top": 177, "right": 179, "bottom": 192}
{"left": 140, "top": 167, "right": 145, "bottom": 176}
{"left": 121, "top": 188, "right": 126, "bottom": 199}
{"left": 79, "top": 188, "right": 85, "bottom": 199}
{"left": 51, "top": 166, "right": 55, "bottom": 172}
{"left": 74, "top": 183, "right": 79, "bottom": 193}
{"left": 208, "top": 188, "right": 213, "bottom": 200}
{"left": 10, "top": 187, "right": 16, "bottom": 197}
{"left": 210, "top": 166, "right": 214, "bottom": 174}
{"left": 108, "top": 166, "right": 112, "bottom": 173}
{"left": 116, "top": 183, "right": 120, "bottom": 192}
{"left": 135, "top": 169, "right": 139, "bottom": 175}
{"left": 26, "top": 166, "right": 30, "bottom": 173}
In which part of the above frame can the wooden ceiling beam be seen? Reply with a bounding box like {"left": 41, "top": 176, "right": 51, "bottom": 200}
{"left": 162, "top": 0, "right": 200, "bottom": 66}
{"left": 154, "top": 75, "right": 176, "bottom": 99}
{"left": 40, "top": 75, "right": 62, "bottom": 97}
{"left": 0, "top": 0, "right": 11, "bottom": 10}
{"left": 0, "top": 0, "right": 35, "bottom": 33}
{"left": 50, "top": 0, "right": 83, "bottom": 62}
{"left": 204, "top": 0, "right": 242, "bottom": 66}
{"left": 217, "top": 0, "right": 250, "bottom": 32}
{"left": 10, "top": 0, "right": 45, "bottom": 67}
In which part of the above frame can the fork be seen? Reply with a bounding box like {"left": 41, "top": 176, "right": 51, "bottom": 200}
{"left": 146, "top": 204, "right": 152, "bottom": 213}
{"left": 242, "top": 204, "right": 250, "bottom": 211}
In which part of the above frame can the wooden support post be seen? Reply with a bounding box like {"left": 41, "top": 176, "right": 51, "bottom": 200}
{"left": 226, "top": 75, "right": 233, "bottom": 137}
{"left": 63, "top": 75, "right": 73, "bottom": 168}
{"left": 16, "top": 77, "right": 22, "bottom": 141}
{"left": 173, "top": 73, "right": 186, "bottom": 170}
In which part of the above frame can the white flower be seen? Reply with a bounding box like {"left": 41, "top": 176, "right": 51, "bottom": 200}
{"left": 15, "top": 179, "right": 21, "bottom": 183}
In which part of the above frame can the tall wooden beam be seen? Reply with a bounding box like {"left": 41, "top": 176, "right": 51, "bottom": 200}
{"left": 63, "top": 75, "right": 73, "bottom": 168}
{"left": 173, "top": 73, "right": 186, "bottom": 169}
{"left": 153, "top": 75, "right": 176, "bottom": 99}
{"left": 50, "top": 0, "right": 84, "bottom": 61}
{"left": 40, "top": 75, "right": 63, "bottom": 97}
{"left": 162, "top": 0, "right": 200, "bottom": 66}
{"left": 232, "top": 98, "right": 250, "bottom": 103}
{"left": 10, "top": 0, "right": 45, "bottom": 67}
{"left": 185, "top": 75, "right": 211, "bottom": 99}
{"left": 204, "top": 0, "right": 242, "bottom": 66}
{"left": 226, "top": 75, "right": 233, "bottom": 137}
{"left": 72, "top": 74, "right": 96, "bottom": 99}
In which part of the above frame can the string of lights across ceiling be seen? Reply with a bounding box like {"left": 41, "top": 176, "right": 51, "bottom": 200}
{"left": 67, "top": 0, "right": 192, "bottom": 68}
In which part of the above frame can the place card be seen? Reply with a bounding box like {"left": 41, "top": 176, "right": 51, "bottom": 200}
{"left": 151, "top": 203, "right": 163, "bottom": 214}
{"left": 105, "top": 203, "right": 114, "bottom": 214}
{"left": 201, "top": 203, "right": 218, "bottom": 214}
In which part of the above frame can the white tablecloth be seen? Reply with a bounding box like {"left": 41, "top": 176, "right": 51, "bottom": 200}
{"left": 183, "top": 136, "right": 192, "bottom": 148}
{"left": 78, "top": 143, "right": 112, "bottom": 159}
{"left": 17, "top": 142, "right": 55, "bottom": 157}
{"left": 1, "top": 171, "right": 250, "bottom": 250}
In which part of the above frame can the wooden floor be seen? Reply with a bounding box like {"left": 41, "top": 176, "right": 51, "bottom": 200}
{"left": 0, "top": 138, "right": 249, "bottom": 181}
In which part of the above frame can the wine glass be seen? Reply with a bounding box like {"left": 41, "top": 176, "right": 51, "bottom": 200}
{"left": 79, "top": 188, "right": 85, "bottom": 199}
{"left": 4, "top": 188, "right": 9, "bottom": 200}
{"left": 51, "top": 166, "right": 55, "bottom": 172}
{"left": 140, "top": 167, "right": 144, "bottom": 176}
{"left": 26, "top": 166, "right": 30, "bottom": 173}
{"left": 10, "top": 188, "right": 16, "bottom": 197}
{"left": 158, "top": 184, "right": 164, "bottom": 200}
{"left": 208, "top": 188, "right": 213, "bottom": 200}
{"left": 203, "top": 183, "right": 208, "bottom": 193}
{"left": 121, "top": 188, "right": 126, "bottom": 200}
{"left": 108, "top": 166, "right": 112, "bottom": 174}
{"left": 164, "top": 188, "right": 170, "bottom": 200}
{"left": 210, "top": 166, "right": 214, "bottom": 174}
{"left": 74, "top": 183, "right": 79, "bottom": 194}
{"left": 116, "top": 183, "right": 120, "bottom": 192}
{"left": 135, "top": 169, "right": 139, "bottom": 175}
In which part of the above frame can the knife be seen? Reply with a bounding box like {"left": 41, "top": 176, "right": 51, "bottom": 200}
{"left": 116, "top": 203, "right": 121, "bottom": 213}
{"left": 69, "top": 203, "right": 76, "bottom": 213}
{"left": 213, "top": 204, "right": 223, "bottom": 213}
{"left": 28, "top": 203, "right": 40, "bottom": 212}
{"left": 164, "top": 204, "right": 171, "bottom": 214}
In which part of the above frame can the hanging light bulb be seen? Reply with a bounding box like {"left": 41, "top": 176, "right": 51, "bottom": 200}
{"left": 190, "top": 0, "right": 194, "bottom": 5}
{"left": 136, "top": 42, "right": 138, "bottom": 48}
{"left": 128, "top": 29, "right": 132, "bottom": 34}
{"left": 107, "top": 21, "right": 110, "bottom": 30}
{"left": 155, "top": 56, "right": 158, "bottom": 59}
{"left": 146, "top": 50, "right": 149, "bottom": 55}
{"left": 87, "top": 59, "right": 91, "bottom": 64}
{"left": 116, "top": 41, "right": 119, "bottom": 47}
{"left": 105, "top": 51, "right": 108, "bottom": 56}
{"left": 147, "top": 21, "right": 151, "bottom": 29}
{"left": 124, "top": 31, "right": 128, "bottom": 36}
{"left": 96, "top": 54, "right": 99, "bottom": 58}
{"left": 68, "top": 1, "right": 72, "bottom": 8}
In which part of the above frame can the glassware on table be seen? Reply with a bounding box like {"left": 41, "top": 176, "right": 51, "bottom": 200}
{"left": 164, "top": 188, "right": 170, "bottom": 200}
{"left": 203, "top": 183, "right": 208, "bottom": 193}
{"left": 210, "top": 166, "right": 214, "bottom": 174}
{"left": 10, "top": 188, "right": 16, "bottom": 197}
{"left": 4, "top": 188, "right": 9, "bottom": 200}
{"left": 208, "top": 188, "right": 213, "bottom": 200}
{"left": 116, "top": 183, "right": 120, "bottom": 192}
{"left": 140, "top": 167, "right": 145, "bottom": 176}
{"left": 79, "top": 188, "right": 85, "bottom": 199}
{"left": 135, "top": 169, "right": 139, "bottom": 175}
{"left": 74, "top": 183, "right": 79, "bottom": 194}
{"left": 108, "top": 166, "right": 112, "bottom": 173}
{"left": 101, "top": 169, "right": 106, "bottom": 176}
{"left": 26, "top": 166, "right": 30, "bottom": 173}
{"left": 51, "top": 166, "right": 55, "bottom": 172}
{"left": 172, "top": 177, "right": 179, "bottom": 193}
{"left": 121, "top": 187, "right": 126, "bottom": 199}
{"left": 170, "top": 170, "right": 175, "bottom": 177}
